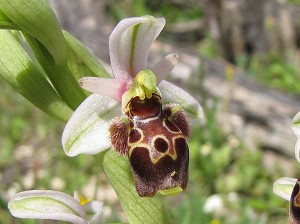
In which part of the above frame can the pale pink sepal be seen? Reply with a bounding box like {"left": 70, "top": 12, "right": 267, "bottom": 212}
{"left": 158, "top": 80, "right": 204, "bottom": 121}
{"left": 151, "top": 54, "right": 179, "bottom": 83}
{"left": 109, "top": 16, "right": 165, "bottom": 79}
{"left": 62, "top": 93, "right": 120, "bottom": 156}
{"left": 273, "top": 177, "right": 297, "bottom": 201}
{"left": 8, "top": 190, "right": 87, "bottom": 224}
{"left": 79, "top": 77, "right": 129, "bottom": 101}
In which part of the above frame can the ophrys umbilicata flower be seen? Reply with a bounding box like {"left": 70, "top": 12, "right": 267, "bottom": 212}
{"left": 273, "top": 177, "right": 300, "bottom": 223}
{"left": 62, "top": 16, "right": 203, "bottom": 197}
{"left": 273, "top": 112, "right": 300, "bottom": 223}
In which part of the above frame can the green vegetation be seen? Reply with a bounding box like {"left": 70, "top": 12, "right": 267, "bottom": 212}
{"left": 106, "top": 0, "right": 204, "bottom": 24}
{"left": 236, "top": 53, "right": 300, "bottom": 94}
{"left": 287, "top": 0, "right": 300, "bottom": 5}
{"left": 0, "top": 0, "right": 298, "bottom": 223}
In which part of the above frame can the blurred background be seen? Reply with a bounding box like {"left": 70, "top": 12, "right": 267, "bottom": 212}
{"left": 2, "top": 0, "right": 300, "bottom": 223}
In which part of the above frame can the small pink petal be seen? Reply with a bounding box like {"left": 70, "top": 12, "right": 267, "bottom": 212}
{"left": 79, "top": 77, "right": 129, "bottom": 101}
{"left": 151, "top": 54, "right": 179, "bottom": 83}
{"left": 109, "top": 16, "right": 165, "bottom": 79}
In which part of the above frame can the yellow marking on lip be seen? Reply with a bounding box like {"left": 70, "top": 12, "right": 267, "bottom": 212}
{"left": 78, "top": 193, "right": 90, "bottom": 206}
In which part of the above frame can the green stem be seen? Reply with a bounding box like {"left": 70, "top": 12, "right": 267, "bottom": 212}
{"left": 95, "top": 150, "right": 173, "bottom": 224}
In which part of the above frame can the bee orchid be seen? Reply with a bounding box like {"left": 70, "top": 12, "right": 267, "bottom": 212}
{"left": 273, "top": 113, "right": 300, "bottom": 223}
{"left": 62, "top": 16, "right": 203, "bottom": 197}
{"left": 273, "top": 177, "right": 300, "bottom": 223}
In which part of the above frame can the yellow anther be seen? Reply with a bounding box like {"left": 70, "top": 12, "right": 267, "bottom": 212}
{"left": 78, "top": 193, "right": 90, "bottom": 206}
{"left": 210, "top": 219, "right": 221, "bottom": 224}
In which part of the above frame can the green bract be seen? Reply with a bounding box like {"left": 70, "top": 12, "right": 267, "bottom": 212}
{"left": 0, "top": 9, "right": 18, "bottom": 30}
{"left": 63, "top": 31, "right": 111, "bottom": 80}
{"left": 24, "top": 34, "right": 87, "bottom": 109}
{"left": 0, "top": 0, "right": 67, "bottom": 65}
{"left": 0, "top": 0, "right": 118, "bottom": 112}
{"left": 0, "top": 0, "right": 89, "bottom": 112}
{"left": 0, "top": 30, "right": 72, "bottom": 121}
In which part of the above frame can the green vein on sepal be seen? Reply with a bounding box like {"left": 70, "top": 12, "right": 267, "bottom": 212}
{"left": 130, "top": 24, "right": 140, "bottom": 75}
{"left": 0, "top": 30, "right": 72, "bottom": 121}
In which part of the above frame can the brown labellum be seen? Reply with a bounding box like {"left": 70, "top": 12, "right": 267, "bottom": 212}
{"left": 290, "top": 179, "right": 300, "bottom": 224}
{"left": 109, "top": 93, "right": 190, "bottom": 197}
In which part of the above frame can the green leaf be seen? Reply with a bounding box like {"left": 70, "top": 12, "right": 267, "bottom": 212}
{"left": 0, "top": 9, "right": 19, "bottom": 30}
{"left": 0, "top": 30, "right": 72, "bottom": 121}
{"left": 96, "top": 150, "right": 173, "bottom": 224}
{"left": 24, "top": 34, "right": 87, "bottom": 110}
{"left": 0, "top": 0, "right": 67, "bottom": 65}
{"left": 63, "top": 31, "right": 111, "bottom": 80}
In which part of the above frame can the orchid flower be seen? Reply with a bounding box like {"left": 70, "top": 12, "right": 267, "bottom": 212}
{"left": 8, "top": 190, "right": 104, "bottom": 224}
{"left": 62, "top": 16, "right": 203, "bottom": 198}
{"left": 273, "top": 113, "right": 300, "bottom": 223}
{"left": 62, "top": 15, "right": 203, "bottom": 157}
{"left": 273, "top": 177, "right": 300, "bottom": 223}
